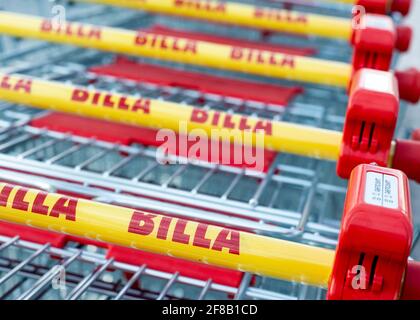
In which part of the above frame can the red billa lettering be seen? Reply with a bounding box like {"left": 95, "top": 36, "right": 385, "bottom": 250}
{"left": 103, "top": 94, "right": 115, "bottom": 108}
{"left": 211, "top": 112, "right": 221, "bottom": 126}
{"left": 172, "top": 220, "right": 190, "bottom": 244}
{"left": 49, "top": 197, "right": 78, "bottom": 221}
{"left": 0, "top": 185, "right": 78, "bottom": 221}
{"left": 127, "top": 212, "right": 241, "bottom": 255}
{"left": 70, "top": 89, "right": 151, "bottom": 114}
{"left": 40, "top": 20, "right": 53, "bottom": 32}
{"left": 40, "top": 20, "right": 102, "bottom": 40}
{"left": 135, "top": 32, "right": 197, "bottom": 54}
{"left": 230, "top": 47, "right": 243, "bottom": 60}
{"left": 254, "top": 8, "right": 307, "bottom": 24}
{"left": 190, "top": 110, "right": 273, "bottom": 135}
{"left": 280, "top": 56, "right": 295, "bottom": 68}
{"left": 0, "top": 185, "right": 13, "bottom": 207}
{"left": 14, "top": 79, "right": 33, "bottom": 93}
{"left": 71, "top": 89, "right": 89, "bottom": 102}
{"left": 0, "top": 75, "right": 32, "bottom": 93}
{"left": 230, "top": 47, "right": 295, "bottom": 69}
{"left": 157, "top": 216, "right": 173, "bottom": 240}
{"left": 128, "top": 211, "right": 156, "bottom": 235}
{"left": 135, "top": 32, "right": 147, "bottom": 46}
{"left": 255, "top": 121, "right": 273, "bottom": 135}
{"left": 223, "top": 115, "right": 235, "bottom": 129}
{"left": 192, "top": 223, "right": 212, "bottom": 249}
{"left": 12, "top": 188, "right": 30, "bottom": 211}
{"left": 239, "top": 118, "right": 252, "bottom": 131}
{"left": 32, "top": 192, "right": 50, "bottom": 215}
{"left": 92, "top": 92, "right": 101, "bottom": 105}
{"left": 191, "top": 109, "right": 209, "bottom": 123}
{"left": 212, "top": 229, "right": 240, "bottom": 255}
{"left": 0, "top": 75, "right": 11, "bottom": 90}
{"left": 132, "top": 99, "right": 150, "bottom": 113}
{"left": 174, "top": 0, "right": 226, "bottom": 12}
{"left": 118, "top": 97, "right": 130, "bottom": 110}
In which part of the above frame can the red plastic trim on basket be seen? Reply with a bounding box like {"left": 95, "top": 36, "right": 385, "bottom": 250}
{"left": 90, "top": 26, "right": 309, "bottom": 107}
{"left": 106, "top": 245, "right": 245, "bottom": 288}
{"left": 0, "top": 221, "right": 68, "bottom": 248}
{"left": 90, "top": 57, "right": 302, "bottom": 107}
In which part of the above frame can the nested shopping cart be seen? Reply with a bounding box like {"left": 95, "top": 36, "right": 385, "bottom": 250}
{"left": 0, "top": 0, "right": 418, "bottom": 300}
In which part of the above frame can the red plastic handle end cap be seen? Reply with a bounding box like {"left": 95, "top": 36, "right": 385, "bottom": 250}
{"left": 401, "top": 261, "right": 420, "bottom": 300}
{"left": 392, "top": 0, "right": 412, "bottom": 16}
{"left": 392, "top": 139, "right": 420, "bottom": 182}
{"left": 396, "top": 25, "right": 412, "bottom": 52}
{"left": 395, "top": 68, "right": 420, "bottom": 104}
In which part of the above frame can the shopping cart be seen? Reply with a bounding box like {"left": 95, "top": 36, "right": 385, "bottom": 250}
{"left": 0, "top": 0, "right": 418, "bottom": 300}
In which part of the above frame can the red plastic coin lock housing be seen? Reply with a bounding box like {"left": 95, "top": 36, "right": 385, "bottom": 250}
{"left": 351, "top": 14, "right": 411, "bottom": 73}
{"left": 328, "top": 164, "right": 413, "bottom": 300}
{"left": 337, "top": 68, "right": 399, "bottom": 179}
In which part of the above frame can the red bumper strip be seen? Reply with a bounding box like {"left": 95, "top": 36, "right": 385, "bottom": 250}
{"left": 106, "top": 245, "right": 244, "bottom": 288}
{"left": 30, "top": 113, "right": 276, "bottom": 172}
{"left": 90, "top": 57, "right": 303, "bottom": 106}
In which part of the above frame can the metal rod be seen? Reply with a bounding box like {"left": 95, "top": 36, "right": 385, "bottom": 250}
{"left": 17, "top": 250, "right": 82, "bottom": 300}
{"left": 157, "top": 272, "right": 179, "bottom": 300}
{"left": 0, "top": 243, "right": 50, "bottom": 286}
{"left": 114, "top": 264, "right": 147, "bottom": 300}
{"left": 66, "top": 258, "right": 114, "bottom": 300}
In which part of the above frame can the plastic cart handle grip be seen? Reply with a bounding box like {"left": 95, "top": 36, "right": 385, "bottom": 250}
{"left": 392, "top": 0, "right": 412, "bottom": 16}
{"left": 396, "top": 26, "right": 412, "bottom": 52}
{"left": 392, "top": 139, "right": 420, "bottom": 183}
{"left": 395, "top": 68, "right": 420, "bottom": 104}
{"left": 401, "top": 261, "right": 420, "bottom": 299}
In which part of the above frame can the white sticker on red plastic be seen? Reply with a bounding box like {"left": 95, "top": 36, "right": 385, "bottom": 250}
{"left": 364, "top": 172, "right": 398, "bottom": 209}
{"left": 383, "top": 174, "right": 398, "bottom": 208}
{"left": 364, "top": 15, "right": 393, "bottom": 31}
{"left": 359, "top": 69, "right": 394, "bottom": 94}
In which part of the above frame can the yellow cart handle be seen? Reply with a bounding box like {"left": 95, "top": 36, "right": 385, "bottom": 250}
{"left": 73, "top": 0, "right": 353, "bottom": 40}
{"left": 0, "top": 72, "right": 343, "bottom": 160}
{"left": 0, "top": 182, "right": 334, "bottom": 287}
{"left": 0, "top": 72, "right": 407, "bottom": 168}
{"left": 0, "top": 11, "right": 352, "bottom": 88}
